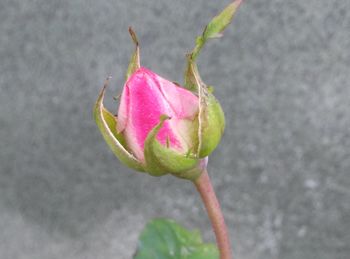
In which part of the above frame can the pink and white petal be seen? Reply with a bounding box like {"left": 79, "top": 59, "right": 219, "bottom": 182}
{"left": 170, "top": 118, "right": 198, "bottom": 151}
{"left": 116, "top": 84, "right": 129, "bottom": 133}
{"left": 157, "top": 76, "right": 199, "bottom": 119}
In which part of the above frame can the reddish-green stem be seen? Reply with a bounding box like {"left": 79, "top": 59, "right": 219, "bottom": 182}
{"left": 193, "top": 169, "right": 232, "bottom": 259}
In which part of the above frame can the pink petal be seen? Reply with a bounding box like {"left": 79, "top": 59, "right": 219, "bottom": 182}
{"left": 142, "top": 68, "right": 199, "bottom": 119}
{"left": 117, "top": 67, "right": 200, "bottom": 162}
{"left": 120, "top": 68, "right": 183, "bottom": 161}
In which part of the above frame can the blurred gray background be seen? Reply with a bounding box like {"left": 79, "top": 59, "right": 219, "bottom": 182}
{"left": 1, "top": 0, "right": 349, "bottom": 258}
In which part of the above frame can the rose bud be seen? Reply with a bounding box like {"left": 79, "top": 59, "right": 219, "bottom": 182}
{"left": 94, "top": 28, "right": 225, "bottom": 180}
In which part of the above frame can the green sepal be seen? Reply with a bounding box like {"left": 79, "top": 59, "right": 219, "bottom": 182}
{"left": 191, "top": 0, "right": 242, "bottom": 61}
{"left": 144, "top": 115, "right": 199, "bottom": 177}
{"left": 198, "top": 92, "right": 225, "bottom": 157}
{"left": 189, "top": 63, "right": 225, "bottom": 158}
{"left": 94, "top": 78, "right": 145, "bottom": 172}
{"left": 184, "top": 0, "right": 242, "bottom": 91}
{"left": 184, "top": 56, "right": 202, "bottom": 92}
{"left": 125, "top": 27, "right": 140, "bottom": 80}
{"left": 174, "top": 158, "right": 207, "bottom": 181}
{"left": 203, "top": 0, "right": 242, "bottom": 40}
{"left": 183, "top": 1, "right": 240, "bottom": 156}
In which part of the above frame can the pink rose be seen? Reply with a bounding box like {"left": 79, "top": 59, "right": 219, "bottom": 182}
{"left": 117, "top": 67, "right": 199, "bottom": 162}
{"left": 94, "top": 28, "right": 225, "bottom": 179}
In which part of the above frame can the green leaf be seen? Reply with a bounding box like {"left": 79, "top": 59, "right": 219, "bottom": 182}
{"left": 134, "top": 219, "right": 219, "bottom": 259}
{"left": 93, "top": 78, "right": 145, "bottom": 172}
{"left": 126, "top": 27, "right": 141, "bottom": 80}
{"left": 143, "top": 115, "right": 198, "bottom": 178}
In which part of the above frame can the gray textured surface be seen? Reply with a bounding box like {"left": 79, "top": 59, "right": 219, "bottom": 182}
{"left": 1, "top": 0, "right": 350, "bottom": 258}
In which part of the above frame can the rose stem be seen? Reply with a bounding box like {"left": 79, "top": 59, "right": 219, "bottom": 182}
{"left": 193, "top": 169, "right": 232, "bottom": 259}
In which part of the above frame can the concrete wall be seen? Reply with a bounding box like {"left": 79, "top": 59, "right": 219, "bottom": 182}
{"left": 1, "top": 0, "right": 349, "bottom": 258}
